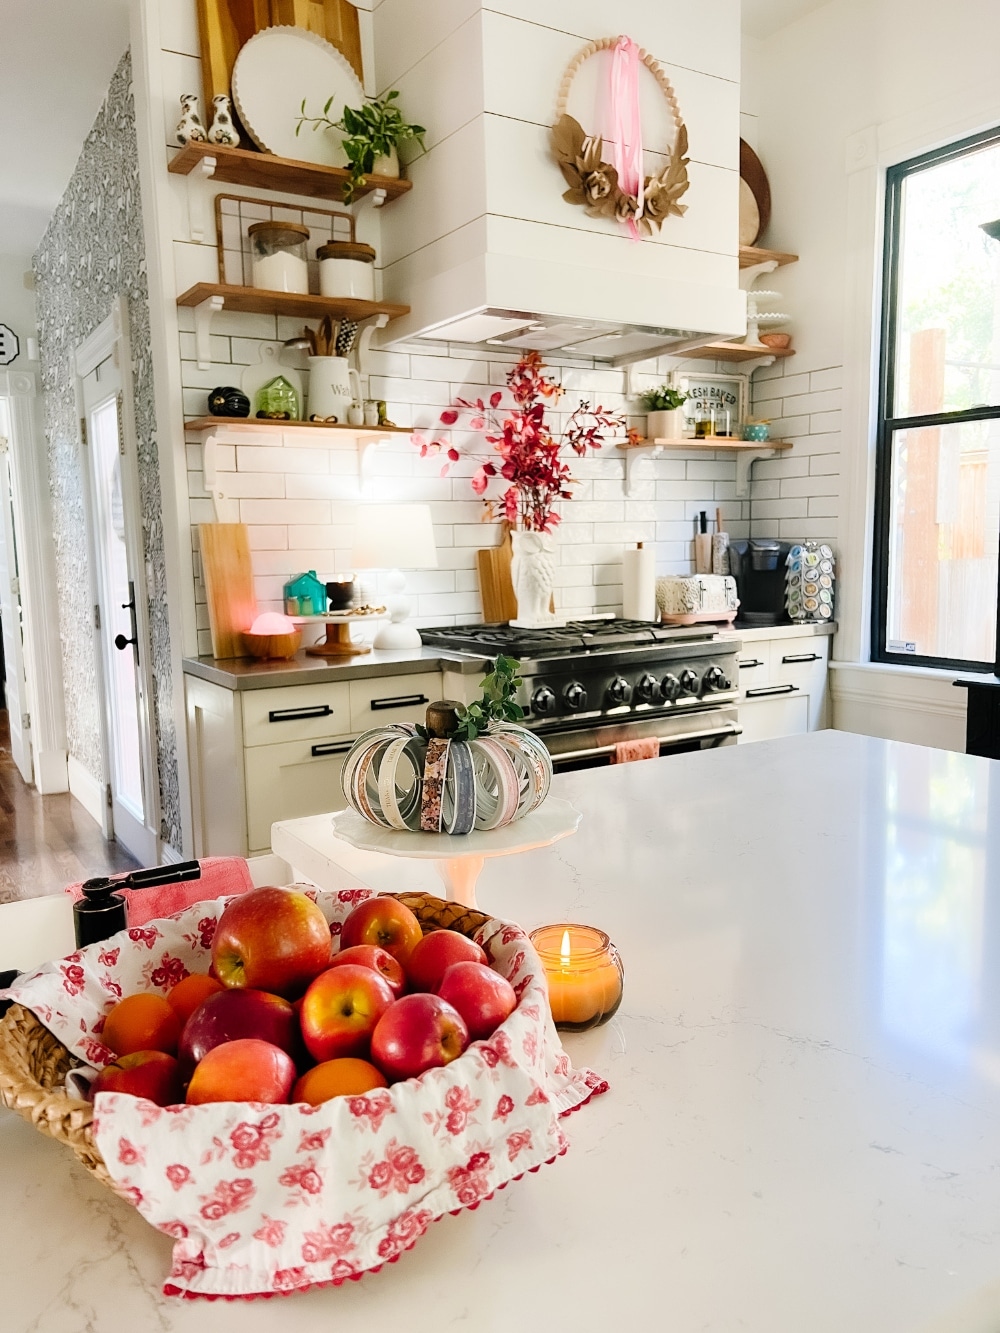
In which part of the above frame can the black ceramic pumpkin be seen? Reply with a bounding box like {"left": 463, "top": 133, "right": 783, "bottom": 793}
{"left": 207, "top": 386, "right": 250, "bottom": 418}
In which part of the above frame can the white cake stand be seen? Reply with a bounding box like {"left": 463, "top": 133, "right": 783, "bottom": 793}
{"left": 328, "top": 798, "right": 582, "bottom": 908}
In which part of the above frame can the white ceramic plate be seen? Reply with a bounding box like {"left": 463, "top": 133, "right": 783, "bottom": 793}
{"left": 232, "top": 26, "right": 365, "bottom": 167}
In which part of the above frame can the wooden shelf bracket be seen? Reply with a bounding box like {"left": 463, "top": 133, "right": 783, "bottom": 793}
{"left": 194, "top": 293, "right": 226, "bottom": 369}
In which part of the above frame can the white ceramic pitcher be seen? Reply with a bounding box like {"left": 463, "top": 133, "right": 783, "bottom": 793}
{"left": 307, "top": 356, "right": 362, "bottom": 423}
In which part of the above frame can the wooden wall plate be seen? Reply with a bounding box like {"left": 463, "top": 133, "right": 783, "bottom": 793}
{"left": 196, "top": 0, "right": 363, "bottom": 150}
{"left": 739, "top": 139, "right": 771, "bottom": 246}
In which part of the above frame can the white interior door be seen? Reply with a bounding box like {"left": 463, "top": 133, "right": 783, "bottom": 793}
{"left": 80, "top": 339, "right": 158, "bottom": 864}
{"left": 0, "top": 402, "right": 32, "bottom": 783}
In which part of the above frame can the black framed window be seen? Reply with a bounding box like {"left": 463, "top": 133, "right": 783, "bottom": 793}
{"left": 873, "top": 127, "right": 1000, "bottom": 673}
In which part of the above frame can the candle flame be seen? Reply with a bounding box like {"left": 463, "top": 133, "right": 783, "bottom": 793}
{"left": 560, "top": 929, "right": 571, "bottom": 966}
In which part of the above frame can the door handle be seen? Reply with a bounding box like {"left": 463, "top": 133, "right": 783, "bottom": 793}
{"left": 115, "top": 580, "right": 140, "bottom": 653}
{"left": 781, "top": 652, "right": 822, "bottom": 664}
{"left": 745, "top": 684, "right": 800, "bottom": 698}
{"left": 738, "top": 659, "right": 764, "bottom": 669}
{"left": 268, "top": 704, "right": 334, "bottom": 723}
{"left": 114, "top": 633, "right": 138, "bottom": 651}
{"left": 310, "top": 741, "right": 355, "bottom": 757}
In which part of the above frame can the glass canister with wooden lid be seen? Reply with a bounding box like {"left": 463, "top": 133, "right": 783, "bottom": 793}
{"left": 317, "top": 239, "right": 376, "bottom": 301}
{"left": 249, "top": 221, "right": 310, "bottom": 294}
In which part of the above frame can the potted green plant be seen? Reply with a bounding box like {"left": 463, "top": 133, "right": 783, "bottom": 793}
{"left": 640, "top": 384, "right": 689, "bottom": 441}
{"left": 296, "top": 90, "right": 425, "bottom": 203}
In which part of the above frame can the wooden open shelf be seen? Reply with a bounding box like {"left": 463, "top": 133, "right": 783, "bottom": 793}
{"left": 682, "top": 342, "right": 796, "bottom": 363}
{"left": 184, "top": 416, "right": 412, "bottom": 437}
{"left": 168, "top": 141, "right": 412, "bottom": 205}
{"left": 739, "top": 244, "right": 798, "bottom": 268}
{"left": 176, "top": 282, "right": 408, "bottom": 322}
{"left": 619, "top": 437, "right": 793, "bottom": 452}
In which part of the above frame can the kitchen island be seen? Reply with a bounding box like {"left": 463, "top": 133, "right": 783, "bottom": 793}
{"left": 3, "top": 730, "right": 1000, "bottom": 1331}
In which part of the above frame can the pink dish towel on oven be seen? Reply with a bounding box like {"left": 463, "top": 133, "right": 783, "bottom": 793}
{"left": 64, "top": 858, "right": 255, "bottom": 926}
{"left": 611, "top": 737, "right": 660, "bottom": 764}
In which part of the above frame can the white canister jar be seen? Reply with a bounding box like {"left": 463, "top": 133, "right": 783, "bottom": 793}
{"left": 248, "top": 221, "right": 310, "bottom": 294}
{"left": 318, "top": 240, "right": 376, "bottom": 301}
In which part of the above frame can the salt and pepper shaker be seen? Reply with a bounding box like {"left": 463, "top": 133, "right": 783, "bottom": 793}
{"left": 712, "top": 506, "right": 730, "bottom": 575}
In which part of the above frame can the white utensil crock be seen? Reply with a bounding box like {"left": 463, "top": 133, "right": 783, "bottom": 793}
{"left": 308, "top": 357, "right": 362, "bottom": 423}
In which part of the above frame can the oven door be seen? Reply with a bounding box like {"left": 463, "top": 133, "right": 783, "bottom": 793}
{"left": 537, "top": 704, "right": 741, "bottom": 772}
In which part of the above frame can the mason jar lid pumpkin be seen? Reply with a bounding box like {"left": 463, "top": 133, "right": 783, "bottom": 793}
{"left": 341, "top": 658, "right": 553, "bottom": 835}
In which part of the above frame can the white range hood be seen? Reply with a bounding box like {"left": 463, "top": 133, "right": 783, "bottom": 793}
{"left": 372, "top": 0, "right": 745, "bottom": 366}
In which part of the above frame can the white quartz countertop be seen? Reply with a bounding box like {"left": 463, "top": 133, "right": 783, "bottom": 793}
{"left": 4, "top": 731, "right": 1000, "bottom": 1332}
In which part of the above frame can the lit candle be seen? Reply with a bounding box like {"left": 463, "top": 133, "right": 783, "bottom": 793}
{"left": 529, "top": 924, "right": 624, "bottom": 1031}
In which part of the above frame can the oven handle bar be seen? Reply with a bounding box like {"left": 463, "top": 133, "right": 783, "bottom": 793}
{"left": 550, "top": 720, "right": 741, "bottom": 763}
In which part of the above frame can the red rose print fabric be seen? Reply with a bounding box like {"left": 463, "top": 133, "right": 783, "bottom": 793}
{"left": 0, "top": 888, "right": 607, "bottom": 1299}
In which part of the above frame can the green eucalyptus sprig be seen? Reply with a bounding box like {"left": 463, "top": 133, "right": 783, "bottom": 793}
{"left": 296, "top": 90, "right": 426, "bottom": 203}
{"left": 416, "top": 656, "right": 524, "bottom": 744}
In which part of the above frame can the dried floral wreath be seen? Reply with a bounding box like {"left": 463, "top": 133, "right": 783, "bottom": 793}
{"left": 550, "top": 36, "right": 690, "bottom": 234}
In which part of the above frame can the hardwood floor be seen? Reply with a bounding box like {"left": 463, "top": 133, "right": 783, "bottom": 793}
{"left": 0, "top": 710, "right": 137, "bottom": 902}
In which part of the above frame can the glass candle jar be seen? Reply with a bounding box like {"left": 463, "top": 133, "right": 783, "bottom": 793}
{"left": 529, "top": 924, "right": 624, "bottom": 1032}
{"left": 249, "top": 221, "right": 310, "bottom": 294}
{"left": 318, "top": 240, "right": 376, "bottom": 300}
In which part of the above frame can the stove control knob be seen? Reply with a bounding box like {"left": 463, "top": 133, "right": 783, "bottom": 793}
{"left": 660, "top": 673, "right": 681, "bottom": 701}
{"left": 679, "top": 668, "right": 699, "bottom": 695}
{"left": 636, "top": 673, "right": 660, "bottom": 703}
{"left": 531, "top": 685, "right": 557, "bottom": 716}
{"left": 703, "top": 665, "right": 731, "bottom": 693}
{"left": 607, "top": 676, "right": 631, "bottom": 705}
{"left": 563, "top": 681, "right": 588, "bottom": 711}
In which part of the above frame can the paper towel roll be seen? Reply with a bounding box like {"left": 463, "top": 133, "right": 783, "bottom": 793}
{"left": 622, "top": 543, "right": 657, "bottom": 621}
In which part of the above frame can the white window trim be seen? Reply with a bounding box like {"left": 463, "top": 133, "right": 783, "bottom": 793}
{"left": 839, "top": 85, "right": 1000, "bottom": 668}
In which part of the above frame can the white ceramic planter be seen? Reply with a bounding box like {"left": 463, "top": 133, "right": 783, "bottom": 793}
{"left": 307, "top": 357, "right": 361, "bottom": 423}
{"left": 646, "top": 408, "right": 686, "bottom": 441}
{"left": 510, "top": 529, "right": 559, "bottom": 627}
{"left": 372, "top": 145, "right": 400, "bottom": 178}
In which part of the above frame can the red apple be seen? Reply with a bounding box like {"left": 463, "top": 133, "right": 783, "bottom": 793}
{"left": 328, "top": 944, "right": 405, "bottom": 997}
{"left": 91, "top": 1050, "right": 184, "bottom": 1106}
{"left": 437, "top": 961, "right": 516, "bottom": 1041}
{"left": 186, "top": 1039, "right": 295, "bottom": 1105}
{"left": 178, "top": 987, "right": 300, "bottom": 1077}
{"left": 212, "top": 886, "right": 331, "bottom": 998}
{"left": 370, "top": 993, "right": 469, "bottom": 1082}
{"left": 406, "top": 929, "right": 487, "bottom": 994}
{"left": 339, "top": 896, "right": 423, "bottom": 966}
{"left": 300, "top": 964, "right": 395, "bottom": 1062}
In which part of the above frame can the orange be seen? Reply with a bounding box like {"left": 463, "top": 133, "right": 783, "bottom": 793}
{"left": 292, "top": 1057, "right": 388, "bottom": 1106}
{"left": 102, "top": 992, "right": 181, "bottom": 1057}
{"left": 166, "top": 972, "right": 224, "bottom": 1025}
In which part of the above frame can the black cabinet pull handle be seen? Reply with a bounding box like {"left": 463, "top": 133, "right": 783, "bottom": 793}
{"left": 782, "top": 652, "right": 822, "bottom": 664}
{"left": 746, "top": 684, "right": 800, "bottom": 698}
{"left": 370, "top": 694, "right": 429, "bottom": 711}
{"left": 268, "top": 704, "right": 334, "bottom": 723}
{"left": 311, "top": 741, "right": 355, "bottom": 757}
{"left": 738, "top": 659, "right": 764, "bottom": 669}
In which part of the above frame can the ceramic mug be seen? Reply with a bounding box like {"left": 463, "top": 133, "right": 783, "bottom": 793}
{"left": 308, "top": 357, "right": 361, "bottom": 423}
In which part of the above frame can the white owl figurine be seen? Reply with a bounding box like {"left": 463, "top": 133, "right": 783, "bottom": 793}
{"left": 176, "top": 94, "right": 207, "bottom": 146}
{"left": 208, "top": 94, "right": 240, "bottom": 147}
{"left": 510, "top": 530, "right": 558, "bottom": 627}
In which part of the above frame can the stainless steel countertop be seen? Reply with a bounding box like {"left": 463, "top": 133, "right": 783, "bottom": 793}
{"left": 181, "top": 646, "right": 491, "bottom": 691}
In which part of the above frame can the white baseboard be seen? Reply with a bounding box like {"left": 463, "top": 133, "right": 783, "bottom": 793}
{"left": 160, "top": 843, "right": 185, "bottom": 865}
{"left": 67, "top": 755, "right": 104, "bottom": 828}
{"left": 34, "top": 747, "right": 68, "bottom": 795}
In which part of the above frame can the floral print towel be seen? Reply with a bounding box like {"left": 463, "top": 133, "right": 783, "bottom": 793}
{"left": 1, "top": 888, "right": 607, "bottom": 1299}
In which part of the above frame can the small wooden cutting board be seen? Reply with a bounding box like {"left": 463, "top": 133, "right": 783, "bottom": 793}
{"left": 199, "top": 523, "right": 257, "bottom": 658}
{"left": 476, "top": 524, "right": 517, "bottom": 624}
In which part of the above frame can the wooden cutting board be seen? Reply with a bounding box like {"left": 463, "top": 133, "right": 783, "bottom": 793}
{"left": 476, "top": 523, "right": 554, "bottom": 623}
{"left": 199, "top": 523, "right": 258, "bottom": 658}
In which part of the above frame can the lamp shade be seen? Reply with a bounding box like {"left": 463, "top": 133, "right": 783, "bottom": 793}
{"left": 352, "top": 503, "right": 438, "bottom": 570}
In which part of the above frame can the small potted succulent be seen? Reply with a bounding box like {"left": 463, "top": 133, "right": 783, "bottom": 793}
{"left": 640, "top": 384, "right": 689, "bottom": 441}
{"left": 297, "top": 90, "right": 425, "bottom": 203}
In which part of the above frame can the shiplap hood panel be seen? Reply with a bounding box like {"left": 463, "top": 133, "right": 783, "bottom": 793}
{"left": 373, "top": 0, "right": 745, "bottom": 364}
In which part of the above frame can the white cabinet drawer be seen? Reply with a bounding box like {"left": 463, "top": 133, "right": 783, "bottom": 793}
{"left": 242, "top": 682, "right": 352, "bottom": 747}
{"left": 738, "top": 693, "right": 809, "bottom": 744}
{"left": 772, "top": 640, "right": 829, "bottom": 686}
{"left": 736, "top": 642, "right": 772, "bottom": 696}
{"left": 245, "top": 736, "right": 353, "bottom": 854}
{"left": 348, "top": 672, "right": 442, "bottom": 733}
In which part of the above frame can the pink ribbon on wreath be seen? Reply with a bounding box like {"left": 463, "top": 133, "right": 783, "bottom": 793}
{"left": 605, "top": 34, "right": 644, "bottom": 239}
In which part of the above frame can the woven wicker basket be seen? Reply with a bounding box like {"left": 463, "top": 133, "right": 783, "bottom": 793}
{"left": 0, "top": 891, "right": 491, "bottom": 1190}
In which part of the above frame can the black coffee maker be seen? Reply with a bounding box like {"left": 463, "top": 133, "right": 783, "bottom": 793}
{"left": 728, "top": 539, "right": 791, "bottom": 626}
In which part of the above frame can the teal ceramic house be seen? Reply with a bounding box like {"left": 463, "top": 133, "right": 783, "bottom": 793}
{"left": 284, "top": 570, "right": 326, "bottom": 617}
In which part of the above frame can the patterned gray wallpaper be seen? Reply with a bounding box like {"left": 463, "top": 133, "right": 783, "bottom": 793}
{"left": 34, "top": 50, "right": 181, "bottom": 852}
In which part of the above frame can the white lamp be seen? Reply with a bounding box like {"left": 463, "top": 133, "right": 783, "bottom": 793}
{"left": 352, "top": 503, "right": 438, "bottom": 650}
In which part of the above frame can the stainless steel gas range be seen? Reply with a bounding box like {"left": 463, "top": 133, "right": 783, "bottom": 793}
{"left": 420, "top": 619, "right": 741, "bottom": 771}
